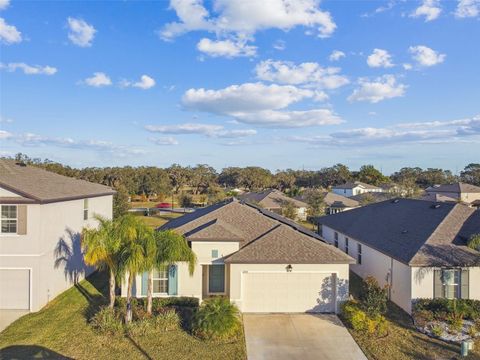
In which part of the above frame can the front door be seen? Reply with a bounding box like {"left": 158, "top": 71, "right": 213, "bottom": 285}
{"left": 208, "top": 264, "right": 225, "bottom": 294}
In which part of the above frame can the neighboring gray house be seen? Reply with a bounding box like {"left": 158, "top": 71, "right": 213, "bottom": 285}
{"left": 317, "top": 199, "right": 480, "bottom": 314}
{"left": 332, "top": 181, "right": 384, "bottom": 198}
{"left": 425, "top": 182, "right": 480, "bottom": 205}
{"left": 122, "top": 198, "right": 354, "bottom": 313}
{"left": 239, "top": 189, "right": 308, "bottom": 220}
{"left": 0, "top": 159, "right": 115, "bottom": 330}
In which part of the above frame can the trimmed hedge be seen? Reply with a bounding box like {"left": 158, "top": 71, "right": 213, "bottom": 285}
{"left": 413, "top": 298, "right": 480, "bottom": 320}
{"left": 115, "top": 296, "right": 199, "bottom": 310}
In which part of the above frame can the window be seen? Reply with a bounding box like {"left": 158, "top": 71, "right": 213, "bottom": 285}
{"left": 83, "top": 199, "right": 89, "bottom": 220}
{"left": 334, "top": 232, "right": 339, "bottom": 248}
{"left": 153, "top": 266, "right": 169, "bottom": 294}
{"left": 211, "top": 249, "right": 219, "bottom": 258}
{"left": 345, "top": 238, "right": 349, "bottom": 254}
{"left": 1, "top": 205, "right": 17, "bottom": 234}
{"left": 441, "top": 269, "right": 460, "bottom": 299}
{"left": 357, "top": 243, "right": 362, "bottom": 264}
{"left": 208, "top": 264, "right": 225, "bottom": 293}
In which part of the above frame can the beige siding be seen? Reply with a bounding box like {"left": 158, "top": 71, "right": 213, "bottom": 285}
{"left": 191, "top": 242, "right": 239, "bottom": 264}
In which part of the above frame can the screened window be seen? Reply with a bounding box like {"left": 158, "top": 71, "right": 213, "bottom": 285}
{"left": 334, "top": 232, "right": 339, "bottom": 248}
{"left": 153, "top": 266, "right": 169, "bottom": 294}
{"left": 208, "top": 265, "right": 225, "bottom": 293}
{"left": 83, "top": 199, "right": 89, "bottom": 220}
{"left": 345, "top": 238, "right": 349, "bottom": 254}
{"left": 441, "top": 269, "right": 460, "bottom": 299}
{"left": 1, "top": 205, "right": 17, "bottom": 234}
{"left": 357, "top": 243, "right": 362, "bottom": 265}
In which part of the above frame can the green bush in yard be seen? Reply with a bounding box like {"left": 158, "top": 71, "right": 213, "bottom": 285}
{"left": 431, "top": 324, "right": 444, "bottom": 337}
{"left": 90, "top": 306, "right": 124, "bottom": 335}
{"left": 153, "top": 309, "right": 181, "bottom": 331}
{"left": 413, "top": 298, "right": 480, "bottom": 320}
{"left": 360, "top": 276, "right": 388, "bottom": 317}
{"left": 342, "top": 300, "right": 388, "bottom": 336}
{"left": 192, "top": 297, "right": 241, "bottom": 340}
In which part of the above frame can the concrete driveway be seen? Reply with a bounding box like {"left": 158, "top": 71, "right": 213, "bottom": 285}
{"left": 243, "top": 314, "right": 367, "bottom": 360}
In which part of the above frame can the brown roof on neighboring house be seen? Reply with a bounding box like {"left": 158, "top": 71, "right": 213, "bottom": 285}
{"left": 333, "top": 181, "right": 382, "bottom": 190}
{"left": 317, "top": 198, "right": 480, "bottom": 267}
{"left": 425, "top": 182, "right": 480, "bottom": 194}
{"left": 418, "top": 193, "right": 458, "bottom": 203}
{"left": 161, "top": 198, "right": 354, "bottom": 264}
{"left": 239, "top": 189, "right": 307, "bottom": 209}
{"left": 349, "top": 192, "right": 394, "bottom": 203}
{"left": 322, "top": 192, "right": 360, "bottom": 208}
{"left": 0, "top": 159, "right": 115, "bottom": 204}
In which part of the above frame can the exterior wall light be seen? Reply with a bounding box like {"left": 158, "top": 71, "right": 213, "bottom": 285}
{"left": 286, "top": 264, "right": 293, "bottom": 272}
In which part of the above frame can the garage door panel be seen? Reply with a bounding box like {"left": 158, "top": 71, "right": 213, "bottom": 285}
{"left": 0, "top": 269, "right": 30, "bottom": 310}
{"left": 243, "top": 272, "right": 335, "bottom": 313}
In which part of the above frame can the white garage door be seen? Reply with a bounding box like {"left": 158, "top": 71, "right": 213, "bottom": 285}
{"left": 0, "top": 269, "right": 30, "bottom": 310}
{"left": 243, "top": 272, "right": 336, "bottom": 313}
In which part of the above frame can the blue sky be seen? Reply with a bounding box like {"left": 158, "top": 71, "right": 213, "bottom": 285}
{"left": 1, "top": 0, "right": 479, "bottom": 173}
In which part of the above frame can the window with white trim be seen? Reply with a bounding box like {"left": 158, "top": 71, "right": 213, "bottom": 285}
{"left": 1, "top": 205, "right": 17, "bottom": 234}
{"left": 83, "top": 199, "right": 89, "bottom": 220}
{"left": 357, "top": 243, "right": 362, "bottom": 264}
{"left": 441, "top": 269, "right": 460, "bottom": 299}
{"left": 153, "top": 266, "right": 169, "bottom": 294}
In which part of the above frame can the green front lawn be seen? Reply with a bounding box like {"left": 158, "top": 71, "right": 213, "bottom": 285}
{"left": 137, "top": 212, "right": 184, "bottom": 229}
{"left": 344, "top": 272, "right": 480, "bottom": 360}
{"left": 0, "top": 271, "right": 246, "bottom": 360}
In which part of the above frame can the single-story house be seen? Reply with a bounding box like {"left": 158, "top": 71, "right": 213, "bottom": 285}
{"left": 317, "top": 198, "right": 480, "bottom": 314}
{"left": 121, "top": 198, "right": 354, "bottom": 313}
{"left": 321, "top": 192, "right": 360, "bottom": 215}
{"left": 239, "top": 189, "right": 309, "bottom": 221}
{"left": 332, "top": 181, "right": 384, "bottom": 198}
{"left": 425, "top": 182, "right": 480, "bottom": 205}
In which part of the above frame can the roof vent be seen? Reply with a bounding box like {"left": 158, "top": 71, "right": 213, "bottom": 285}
{"left": 401, "top": 229, "right": 408, "bottom": 234}
{"left": 392, "top": 199, "right": 400, "bottom": 204}
{"left": 431, "top": 204, "right": 441, "bottom": 209}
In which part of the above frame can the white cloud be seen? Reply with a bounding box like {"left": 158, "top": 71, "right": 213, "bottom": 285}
{"left": 160, "top": 0, "right": 336, "bottom": 40}
{"left": 455, "top": 0, "right": 480, "bottom": 18}
{"left": 83, "top": 72, "right": 112, "bottom": 87}
{"left": 255, "top": 60, "right": 349, "bottom": 89}
{"left": 0, "top": 130, "right": 12, "bottom": 139}
{"left": 145, "top": 123, "right": 257, "bottom": 138}
{"left": 348, "top": 75, "right": 406, "bottom": 103}
{"left": 0, "top": 17, "right": 21, "bottom": 44}
{"left": 0, "top": 116, "right": 13, "bottom": 123}
{"left": 150, "top": 137, "right": 179, "bottom": 145}
{"left": 67, "top": 17, "right": 96, "bottom": 47}
{"left": 1, "top": 62, "right": 57, "bottom": 75}
{"left": 197, "top": 37, "right": 257, "bottom": 58}
{"left": 232, "top": 109, "right": 342, "bottom": 128}
{"left": 120, "top": 75, "right": 156, "bottom": 89}
{"left": 273, "top": 39, "right": 286, "bottom": 51}
{"left": 403, "top": 63, "right": 413, "bottom": 70}
{"left": 409, "top": 45, "right": 446, "bottom": 66}
{"left": 366, "top": 49, "right": 394, "bottom": 68}
{"left": 410, "top": 0, "right": 442, "bottom": 21}
{"left": 329, "top": 50, "right": 345, "bottom": 61}
{"left": 0, "top": 0, "right": 10, "bottom": 10}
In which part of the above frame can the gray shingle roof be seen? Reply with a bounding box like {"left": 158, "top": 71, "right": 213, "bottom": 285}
{"left": 317, "top": 198, "right": 480, "bottom": 267}
{"left": 426, "top": 182, "right": 480, "bottom": 194}
{"left": 0, "top": 159, "right": 115, "bottom": 203}
{"left": 239, "top": 189, "right": 307, "bottom": 209}
{"left": 161, "top": 198, "right": 354, "bottom": 264}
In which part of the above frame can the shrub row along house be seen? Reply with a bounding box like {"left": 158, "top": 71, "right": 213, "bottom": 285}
{"left": 0, "top": 159, "right": 115, "bottom": 330}
{"left": 317, "top": 198, "right": 480, "bottom": 314}
{"left": 121, "top": 198, "right": 354, "bottom": 313}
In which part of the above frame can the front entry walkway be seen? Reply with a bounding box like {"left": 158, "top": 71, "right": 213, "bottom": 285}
{"left": 243, "top": 314, "right": 367, "bottom": 360}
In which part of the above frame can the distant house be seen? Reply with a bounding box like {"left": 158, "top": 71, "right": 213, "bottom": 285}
{"left": 121, "top": 198, "right": 354, "bottom": 313}
{"left": 332, "top": 181, "right": 383, "bottom": 198}
{"left": 321, "top": 192, "right": 360, "bottom": 214}
{"left": 350, "top": 192, "right": 394, "bottom": 205}
{"left": 0, "top": 159, "right": 115, "bottom": 330}
{"left": 317, "top": 199, "right": 480, "bottom": 314}
{"left": 239, "top": 189, "right": 308, "bottom": 220}
{"left": 425, "top": 182, "right": 480, "bottom": 205}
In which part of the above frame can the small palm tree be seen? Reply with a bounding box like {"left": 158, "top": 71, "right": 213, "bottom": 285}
{"left": 82, "top": 215, "right": 122, "bottom": 308}
{"left": 117, "top": 215, "right": 154, "bottom": 323}
{"left": 468, "top": 233, "right": 480, "bottom": 251}
{"left": 145, "top": 230, "right": 196, "bottom": 315}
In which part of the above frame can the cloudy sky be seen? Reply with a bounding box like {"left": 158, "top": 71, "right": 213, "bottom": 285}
{"left": 1, "top": 0, "right": 479, "bottom": 173}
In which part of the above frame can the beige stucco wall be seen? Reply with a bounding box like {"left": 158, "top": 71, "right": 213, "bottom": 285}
{"left": 0, "top": 188, "right": 22, "bottom": 197}
{"left": 0, "top": 193, "right": 113, "bottom": 312}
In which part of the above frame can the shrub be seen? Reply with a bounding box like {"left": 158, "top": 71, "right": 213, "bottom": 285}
{"left": 413, "top": 298, "right": 480, "bottom": 320}
{"left": 90, "top": 307, "right": 123, "bottom": 335}
{"left": 192, "top": 297, "right": 241, "bottom": 340}
{"left": 153, "top": 309, "right": 180, "bottom": 331}
{"left": 126, "top": 318, "right": 154, "bottom": 337}
{"left": 468, "top": 325, "right": 478, "bottom": 339}
{"left": 375, "top": 315, "right": 389, "bottom": 337}
{"left": 360, "top": 276, "right": 388, "bottom": 317}
{"left": 431, "top": 324, "right": 444, "bottom": 337}
{"left": 413, "top": 309, "right": 434, "bottom": 327}
{"left": 447, "top": 314, "right": 463, "bottom": 334}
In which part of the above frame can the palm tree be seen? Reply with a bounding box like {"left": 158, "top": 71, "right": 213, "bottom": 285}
{"left": 145, "top": 230, "right": 197, "bottom": 315}
{"left": 82, "top": 215, "right": 122, "bottom": 308}
{"left": 117, "top": 215, "right": 154, "bottom": 323}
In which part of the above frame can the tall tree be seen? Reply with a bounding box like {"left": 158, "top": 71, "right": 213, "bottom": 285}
{"left": 357, "top": 165, "right": 388, "bottom": 186}
{"left": 460, "top": 163, "right": 480, "bottom": 186}
{"left": 82, "top": 216, "right": 122, "bottom": 308}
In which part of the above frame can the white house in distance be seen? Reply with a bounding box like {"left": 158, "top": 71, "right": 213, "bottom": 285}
{"left": 332, "top": 181, "right": 383, "bottom": 198}
{"left": 317, "top": 198, "right": 480, "bottom": 314}
{"left": 425, "top": 182, "right": 480, "bottom": 206}
{"left": 239, "top": 189, "right": 309, "bottom": 221}
{"left": 0, "top": 159, "right": 115, "bottom": 330}
{"left": 121, "top": 198, "right": 354, "bottom": 313}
